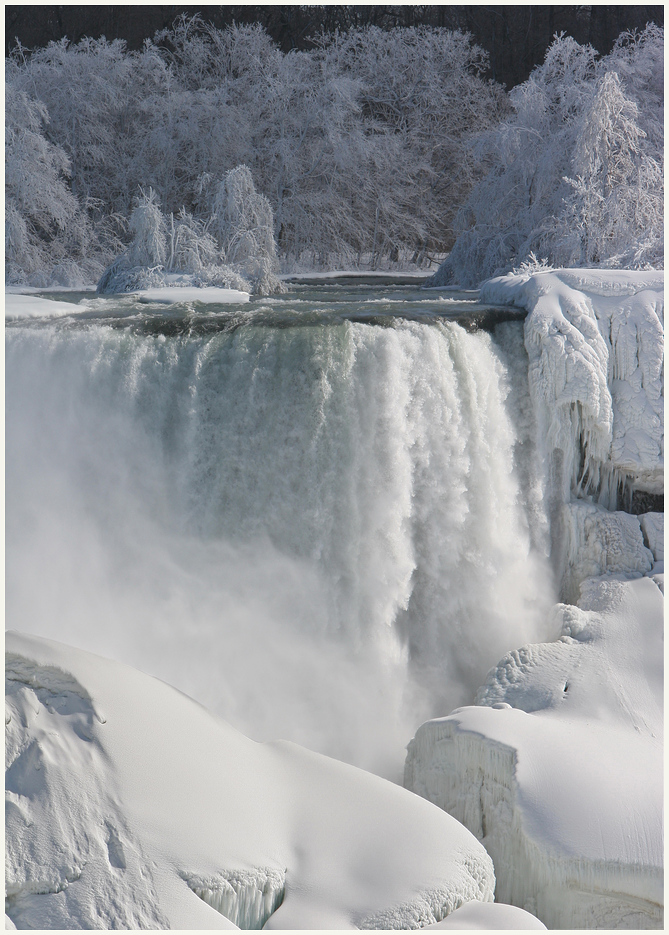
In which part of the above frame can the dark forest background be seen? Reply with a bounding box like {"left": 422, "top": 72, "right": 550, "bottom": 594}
{"left": 5, "top": 5, "right": 664, "bottom": 88}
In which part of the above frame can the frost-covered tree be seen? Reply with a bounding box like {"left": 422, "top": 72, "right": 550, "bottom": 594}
{"left": 166, "top": 209, "right": 218, "bottom": 273}
{"left": 97, "top": 187, "right": 169, "bottom": 293}
{"left": 7, "top": 16, "right": 506, "bottom": 275}
{"left": 5, "top": 83, "right": 97, "bottom": 284}
{"left": 320, "top": 26, "right": 506, "bottom": 263}
{"left": 558, "top": 72, "right": 663, "bottom": 267}
{"left": 433, "top": 25, "right": 664, "bottom": 286}
{"left": 211, "top": 165, "right": 285, "bottom": 295}
{"left": 98, "top": 172, "right": 284, "bottom": 295}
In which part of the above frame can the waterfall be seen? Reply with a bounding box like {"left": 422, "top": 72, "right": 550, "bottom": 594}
{"left": 6, "top": 313, "right": 554, "bottom": 778}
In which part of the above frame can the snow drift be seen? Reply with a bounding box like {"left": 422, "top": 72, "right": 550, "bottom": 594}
{"left": 5, "top": 631, "right": 499, "bottom": 930}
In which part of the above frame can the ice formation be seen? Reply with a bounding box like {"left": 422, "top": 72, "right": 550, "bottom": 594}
{"left": 406, "top": 270, "right": 664, "bottom": 929}
{"left": 481, "top": 269, "right": 664, "bottom": 508}
{"left": 183, "top": 869, "right": 285, "bottom": 930}
{"left": 639, "top": 511, "right": 664, "bottom": 562}
{"left": 5, "top": 631, "right": 498, "bottom": 930}
{"left": 560, "top": 501, "right": 654, "bottom": 601}
{"left": 405, "top": 575, "right": 663, "bottom": 929}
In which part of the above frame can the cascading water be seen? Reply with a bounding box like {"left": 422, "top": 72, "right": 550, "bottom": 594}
{"left": 6, "top": 283, "right": 556, "bottom": 778}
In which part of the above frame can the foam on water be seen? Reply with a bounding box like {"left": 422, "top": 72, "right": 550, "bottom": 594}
{"left": 6, "top": 294, "right": 554, "bottom": 778}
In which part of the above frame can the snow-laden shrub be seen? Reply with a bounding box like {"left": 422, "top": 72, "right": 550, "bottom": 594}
{"left": 166, "top": 209, "right": 218, "bottom": 273}
{"left": 97, "top": 188, "right": 168, "bottom": 293}
{"left": 432, "top": 26, "right": 664, "bottom": 286}
{"left": 97, "top": 172, "right": 282, "bottom": 295}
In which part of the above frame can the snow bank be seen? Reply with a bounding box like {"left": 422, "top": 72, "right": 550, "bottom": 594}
{"left": 5, "top": 632, "right": 496, "bottom": 930}
{"left": 405, "top": 574, "right": 663, "bottom": 929}
{"left": 136, "top": 286, "right": 250, "bottom": 304}
{"left": 481, "top": 269, "right": 664, "bottom": 506}
{"left": 5, "top": 293, "right": 86, "bottom": 319}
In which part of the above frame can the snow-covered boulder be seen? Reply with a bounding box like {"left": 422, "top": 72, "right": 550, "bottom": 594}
{"left": 404, "top": 574, "right": 663, "bottom": 929}
{"left": 481, "top": 269, "right": 664, "bottom": 508}
{"left": 5, "top": 631, "right": 497, "bottom": 931}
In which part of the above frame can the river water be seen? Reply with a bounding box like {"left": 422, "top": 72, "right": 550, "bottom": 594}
{"left": 6, "top": 278, "right": 555, "bottom": 778}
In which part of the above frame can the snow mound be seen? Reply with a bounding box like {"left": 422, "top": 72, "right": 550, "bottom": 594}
{"left": 481, "top": 269, "right": 664, "bottom": 505}
{"left": 427, "top": 900, "right": 546, "bottom": 929}
{"left": 5, "top": 293, "right": 86, "bottom": 319}
{"left": 5, "top": 632, "right": 496, "bottom": 930}
{"left": 405, "top": 575, "right": 663, "bottom": 929}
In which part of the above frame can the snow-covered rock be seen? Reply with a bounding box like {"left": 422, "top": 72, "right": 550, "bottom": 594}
{"left": 404, "top": 574, "right": 663, "bottom": 929}
{"left": 481, "top": 269, "right": 664, "bottom": 506}
{"left": 5, "top": 631, "right": 497, "bottom": 931}
{"left": 4, "top": 293, "right": 86, "bottom": 319}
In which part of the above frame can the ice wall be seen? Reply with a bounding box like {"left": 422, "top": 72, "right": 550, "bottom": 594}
{"left": 6, "top": 314, "right": 552, "bottom": 776}
{"left": 183, "top": 869, "right": 285, "bottom": 929}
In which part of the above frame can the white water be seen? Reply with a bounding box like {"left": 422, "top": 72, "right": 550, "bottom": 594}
{"left": 6, "top": 286, "right": 555, "bottom": 778}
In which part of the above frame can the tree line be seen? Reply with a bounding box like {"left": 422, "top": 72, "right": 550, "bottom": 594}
{"left": 6, "top": 5, "right": 664, "bottom": 88}
{"left": 5, "top": 14, "right": 664, "bottom": 287}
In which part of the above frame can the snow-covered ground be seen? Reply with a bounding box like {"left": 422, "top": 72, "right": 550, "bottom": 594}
{"left": 405, "top": 269, "right": 664, "bottom": 929}
{"left": 405, "top": 574, "right": 663, "bottom": 929}
{"left": 5, "top": 631, "right": 549, "bottom": 931}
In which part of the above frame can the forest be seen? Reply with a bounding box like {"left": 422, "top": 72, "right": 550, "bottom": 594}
{"left": 5, "top": 9, "right": 664, "bottom": 288}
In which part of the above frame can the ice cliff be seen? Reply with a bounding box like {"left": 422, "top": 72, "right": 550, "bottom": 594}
{"left": 405, "top": 270, "right": 664, "bottom": 929}
{"left": 6, "top": 631, "right": 503, "bottom": 930}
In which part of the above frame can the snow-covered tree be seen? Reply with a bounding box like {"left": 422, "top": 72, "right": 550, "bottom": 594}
{"left": 5, "top": 83, "right": 96, "bottom": 283}
{"left": 98, "top": 173, "right": 284, "bottom": 295}
{"left": 211, "top": 165, "right": 285, "bottom": 295}
{"left": 166, "top": 209, "right": 218, "bottom": 273}
{"left": 433, "top": 25, "right": 663, "bottom": 286}
{"left": 558, "top": 71, "right": 663, "bottom": 267}
{"left": 7, "top": 17, "right": 506, "bottom": 275}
